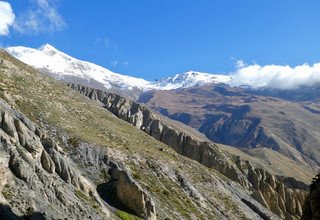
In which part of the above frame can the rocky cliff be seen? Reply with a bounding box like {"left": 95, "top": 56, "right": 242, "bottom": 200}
{"left": 71, "top": 84, "right": 308, "bottom": 219}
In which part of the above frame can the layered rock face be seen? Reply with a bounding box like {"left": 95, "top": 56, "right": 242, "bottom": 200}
{"left": 71, "top": 84, "right": 308, "bottom": 219}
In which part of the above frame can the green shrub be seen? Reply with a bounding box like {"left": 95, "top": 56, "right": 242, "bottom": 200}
{"left": 67, "top": 137, "right": 80, "bottom": 148}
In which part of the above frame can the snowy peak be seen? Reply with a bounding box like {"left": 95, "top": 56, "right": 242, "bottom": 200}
{"left": 153, "top": 71, "right": 232, "bottom": 90}
{"left": 37, "top": 44, "right": 60, "bottom": 56}
{"left": 38, "top": 43, "right": 57, "bottom": 52}
{"left": 6, "top": 45, "right": 151, "bottom": 91}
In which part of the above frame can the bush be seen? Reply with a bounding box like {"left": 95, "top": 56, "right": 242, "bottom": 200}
{"left": 67, "top": 137, "right": 80, "bottom": 148}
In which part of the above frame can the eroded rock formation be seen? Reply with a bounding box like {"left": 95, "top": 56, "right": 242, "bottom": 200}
{"left": 0, "top": 100, "right": 109, "bottom": 219}
{"left": 109, "top": 163, "right": 157, "bottom": 220}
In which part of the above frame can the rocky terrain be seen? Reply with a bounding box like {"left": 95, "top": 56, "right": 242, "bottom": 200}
{"left": 138, "top": 84, "right": 320, "bottom": 171}
{"left": 71, "top": 84, "right": 313, "bottom": 219}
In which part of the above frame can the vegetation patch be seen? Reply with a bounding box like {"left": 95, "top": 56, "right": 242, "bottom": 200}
{"left": 75, "top": 190, "right": 98, "bottom": 209}
{"left": 67, "top": 137, "right": 80, "bottom": 148}
{"left": 115, "top": 210, "right": 141, "bottom": 220}
{"left": 2, "top": 184, "right": 14, "bottom": 200}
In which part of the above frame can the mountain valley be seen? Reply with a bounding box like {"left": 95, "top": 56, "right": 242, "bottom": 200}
{"left": 1, "top": 45, "right": 320, "bottom": 220}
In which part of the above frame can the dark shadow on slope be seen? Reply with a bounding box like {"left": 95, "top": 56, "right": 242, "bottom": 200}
{"left": 0, "top": 204, "right": 45, "bottom": 220}
{"left": 241, "top": 199, "right": 270, "bottom": 220}
{"left": 96, "top": 182, "right": 137, "bottom": 216}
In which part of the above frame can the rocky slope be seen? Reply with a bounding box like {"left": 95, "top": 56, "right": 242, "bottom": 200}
{"left": 0, "top": 99, "right": 112, "bottom": 219}
{"left": 71, "top": 84, "right": 312, "bottom": 219}
{"left": 0, "top": 49, "right": 290, "bottom": 219}
{"left": 138, "top": 84, "right": 320, "bottom": 171}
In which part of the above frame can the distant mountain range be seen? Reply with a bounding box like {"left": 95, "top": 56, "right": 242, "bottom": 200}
{"left": 7, "top": 44, "right": 320, "bottom": 102}
{"left": 6, "top": 44, "right": 233, "bottom": 96}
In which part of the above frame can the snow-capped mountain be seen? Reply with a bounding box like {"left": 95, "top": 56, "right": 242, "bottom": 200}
{"left": 153, "top": 71, "right": 232, "bottom": 90}
{"left": 6, "top": 44, "right": 151, "bottom": 91}
{"left": 6, "top": 44, "right": 233, "bottom": 94}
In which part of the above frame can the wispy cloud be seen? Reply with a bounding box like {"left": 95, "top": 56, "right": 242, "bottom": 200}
{"left": 109, "top": 60, "right": 129, "bottom": 67}
{"left": 104, "top": 38, "right": 117, "bottom": 49}
{"left": 229, "top": 61, "right": 320, "bottom": 90}
{"left": 13, "top": 0, "right": 66, "bottom": 34}
{"left": 0, "top": 1, "right": 15, "bottom": 36}
{"left": 94, "top": 37, "right": 117, "bottom": 49}
{"left": 94, "top": 38, "right": 101, "bottom": 45}
{"left": 110, "top": 60, "right": 118, "bottom": 66}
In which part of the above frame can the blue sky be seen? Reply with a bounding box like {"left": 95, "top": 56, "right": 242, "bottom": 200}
{"left": 1, "top": 0, "right": 320, "bottom": 80}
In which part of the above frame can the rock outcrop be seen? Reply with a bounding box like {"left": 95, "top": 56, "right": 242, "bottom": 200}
{"left": 109, "top": 163, "right": 157, "bottom": 220}
{"left": 0, "top": 99, "right": 110, "bottom": 219}
{"left": 71, "top": 84, "right": 308, "bottom": 219}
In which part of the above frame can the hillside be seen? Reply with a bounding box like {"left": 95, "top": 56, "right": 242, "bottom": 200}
{"left": 0, "top": 49, "right": 289, "bottom": 219}
{"left": 69, "top": 84, "right": 313, "bottom": 219}
{"left": 138, "top": 84, "right": 320, "bottom": 171}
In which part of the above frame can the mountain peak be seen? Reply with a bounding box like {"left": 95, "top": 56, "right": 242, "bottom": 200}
{"left": 38, "top": 44, "right": 58, "bottom": 53}
{"left": 38, "top": 43, "right": 56, "bottom": 50}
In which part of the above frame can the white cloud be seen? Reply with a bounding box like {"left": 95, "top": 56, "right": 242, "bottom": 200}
{"left": 123, "top": 61, "right": 129, "bottom": 66}
{"left": 235, "top": 60, "right": 245, "bottom": 68}
{"left": 14, "top": 0, "right": 66, "bottom": 34}
{"left": 0, "top": 1, "right": 15, "bottom": 36}
{"left": 229, "top": 61, "right": 320, "bottom": 89}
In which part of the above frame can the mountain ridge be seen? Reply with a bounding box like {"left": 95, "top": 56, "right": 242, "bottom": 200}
{"left": 7, "top": 44, "right": 320, "bottom": 103}
{"left": 6, "top": 44, "right": 233, "bottom": 93}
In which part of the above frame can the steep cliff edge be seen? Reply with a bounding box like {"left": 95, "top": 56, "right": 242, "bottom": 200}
{"left": 71, "top": 84, "right": 309, "bottom": 219}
